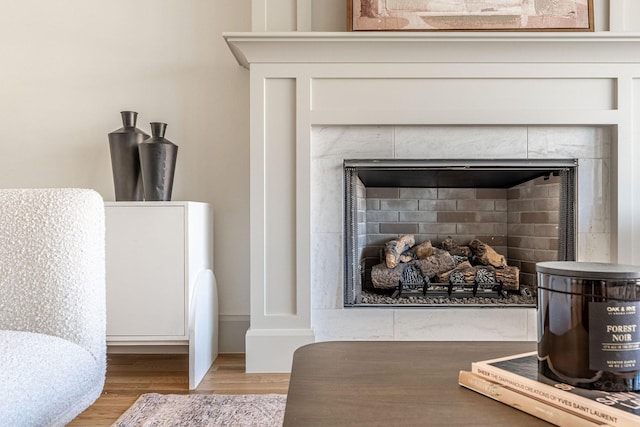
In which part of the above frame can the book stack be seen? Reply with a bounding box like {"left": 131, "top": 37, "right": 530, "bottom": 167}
{"left": 459, "top": 352, "right": 640, "bottom": 427}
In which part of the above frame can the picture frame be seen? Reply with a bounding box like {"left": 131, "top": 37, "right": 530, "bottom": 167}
{"left": 347, "top": 0, "right": 594, "bottom": 32}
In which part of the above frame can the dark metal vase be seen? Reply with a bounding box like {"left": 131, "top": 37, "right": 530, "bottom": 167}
{"left": 108, "top": 111, "right": 149, "bottom": 201}
{"left": 139, "top": 122, "right": 178, "bottom": 201}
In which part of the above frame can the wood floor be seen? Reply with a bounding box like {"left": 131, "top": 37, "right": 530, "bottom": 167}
{"left": 67, "top": 353, "right": 290, "bottom": 426}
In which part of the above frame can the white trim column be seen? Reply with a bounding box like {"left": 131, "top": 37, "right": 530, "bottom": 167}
{"left": 245, "top": 69, "right": 314, "bottom": 373}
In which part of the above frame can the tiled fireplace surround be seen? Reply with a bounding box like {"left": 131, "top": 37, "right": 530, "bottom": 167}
{"left": 314, "top": 125, "right": 607, "bottom": 333}
{"left": 340, "top": 128, "right": 602, "bottom": 302}
{"left": 224, "top": 33, "right": 640, "bottom": 372}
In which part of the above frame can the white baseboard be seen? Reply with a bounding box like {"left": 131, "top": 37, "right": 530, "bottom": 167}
{"left": 107, "top": 315, "right": 250, "bottom": 355}
{"left": 107, "top": 345, "right": 189, "bottom": 354}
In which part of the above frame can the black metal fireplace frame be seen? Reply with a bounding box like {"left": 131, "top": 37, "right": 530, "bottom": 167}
{"left": 343, "top": 158, "right": 578, "bottom": 307}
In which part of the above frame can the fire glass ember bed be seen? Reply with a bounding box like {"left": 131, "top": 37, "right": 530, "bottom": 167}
{"left": 343, "top": 159, "right": 578, "bottom": 307}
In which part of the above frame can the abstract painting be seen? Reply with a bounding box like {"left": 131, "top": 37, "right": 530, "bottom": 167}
{"left": 348, "top": 0, "right": 593, "bottom": 31}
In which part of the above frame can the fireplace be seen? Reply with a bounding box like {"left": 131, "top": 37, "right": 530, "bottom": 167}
{"left": 309, "top": 124, "right": 610, "bottom": 342}
{"left": 343, "top": 159, "right": 578, "bottom": 307}
{"left": 223, "top": 32, "right": 640, "bottom": 372}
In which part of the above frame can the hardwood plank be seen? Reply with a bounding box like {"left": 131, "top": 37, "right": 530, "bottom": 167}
{"left": 67, "top": 353, "right": 290, "bottom": 426}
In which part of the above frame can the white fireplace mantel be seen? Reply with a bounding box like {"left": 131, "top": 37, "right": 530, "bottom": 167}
{"left": 224, "top": 32, "right": 640, "bottom": 373}
{"left": 224, "top": 32, "right": 640, "bottom": 68}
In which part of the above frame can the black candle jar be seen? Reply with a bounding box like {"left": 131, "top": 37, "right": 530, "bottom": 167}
{"left": 537, "top": 261, "right": 640, "bottom": 391}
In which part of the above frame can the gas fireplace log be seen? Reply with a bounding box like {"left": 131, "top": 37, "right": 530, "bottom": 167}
{"left": 370, "top": 260, "right": 519, "bottom": 290}
{"left": 494, "top": 265, "right": 520, "bottom": 291}
{"left": 371, "top": 263, "right": 404, "bottom": 289}
{"left": 440, "top": 237, "right": 458, "bottom": 252}
{"left": 435, "top": 261, "right": 474, "bottom": 283}
{"left": 399, "top": 250, "right": 415, "bottom": 263}
{"left": 385, "top": 234, "right": 415, "bottom": 268}
{"left": 372, "top": 249, "right": 454, "bottom": 289}
{"left": 397, "top": 240, "right": 435, "bottom": 264}
{"left": 468, "top": 239, "right": 507, "bottom": 268}
{"left": 413, "top": 249, "right": 456, "bottom": 279}
{"left": 435, "top": 263, "right": 520, "bottom": 290}
{"left": 451, "top": 246, "right": 472, "bottom": 258}
{"left": 440, "top": 237, "right": 473, "bottom": 258}
{"left": 414, "top": 240, "right": 434, "bottom": 259}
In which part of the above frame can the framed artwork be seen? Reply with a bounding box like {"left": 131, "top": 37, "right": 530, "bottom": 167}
{"left": 347, "top": 0, "right": 594, "bottom": 32}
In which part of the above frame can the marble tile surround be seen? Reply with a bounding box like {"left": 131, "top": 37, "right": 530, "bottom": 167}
{"left": 310, "top": 125, "right": 611, "bottom": 342}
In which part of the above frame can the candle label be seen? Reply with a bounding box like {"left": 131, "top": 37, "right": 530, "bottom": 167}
{"left": 589, "top": 301, "right": 640, "bottom": 372}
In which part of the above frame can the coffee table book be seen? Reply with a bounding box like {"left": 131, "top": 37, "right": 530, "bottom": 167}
{"left": 466, "top": 352, "right": 640, "bottom": 427}
{"left": 459, "top": 371, "right": 609, "bottom": 426}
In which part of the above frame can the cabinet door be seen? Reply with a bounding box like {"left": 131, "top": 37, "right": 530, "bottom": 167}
{"left": 106, "top": 205, "right": 186, "bottom": 338}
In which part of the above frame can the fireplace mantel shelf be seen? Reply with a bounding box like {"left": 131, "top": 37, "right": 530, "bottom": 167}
{"left": 223, "top": 31, "right": 640, "bottom": 69}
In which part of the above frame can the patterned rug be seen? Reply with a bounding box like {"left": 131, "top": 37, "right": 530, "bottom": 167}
{"left": 112, "top": 393, "right": 287, "bottom": 427}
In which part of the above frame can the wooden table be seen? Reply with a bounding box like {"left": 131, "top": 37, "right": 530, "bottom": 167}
{"left": 283, "top": 341, "right": 550, "bottom": 426}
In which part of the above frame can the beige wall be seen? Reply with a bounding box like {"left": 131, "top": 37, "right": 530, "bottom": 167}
{"left": 0, "top": 0, "right": 252, "bottom": 350}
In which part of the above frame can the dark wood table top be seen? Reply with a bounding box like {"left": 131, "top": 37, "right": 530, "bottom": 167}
{"left": 283, "top": 341, "right": 550, "bottom": 426}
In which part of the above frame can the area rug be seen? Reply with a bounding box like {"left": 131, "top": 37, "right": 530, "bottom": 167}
{"left": 112, "top": 393, "right": 287, "bottom": 427}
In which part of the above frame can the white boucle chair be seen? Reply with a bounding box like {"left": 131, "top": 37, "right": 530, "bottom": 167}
{"left": 0, "top": 188, "right": 106, "bottom": 426}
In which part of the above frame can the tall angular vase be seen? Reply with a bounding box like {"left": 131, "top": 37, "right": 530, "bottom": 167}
{"left": 108, "top": 111, "right": 149, "bottom": 201}
{"left": 139, "top": 122, "right": 178, "bottom": 201}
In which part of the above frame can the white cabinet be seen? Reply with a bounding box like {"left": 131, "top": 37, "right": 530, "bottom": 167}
{"left": 105, "top": 201, "right": 218, "bottom": 389}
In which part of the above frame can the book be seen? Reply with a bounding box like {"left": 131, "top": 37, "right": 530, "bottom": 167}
{"left": 459, "top": 371, "right": 611, "bottom": 426}
{"left": 470, "top": 352, "right": 640, "bottom": 427}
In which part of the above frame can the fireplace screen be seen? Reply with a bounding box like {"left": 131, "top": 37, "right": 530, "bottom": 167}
{"left": 344, "top": 159, "right": 577, "bottom": 306}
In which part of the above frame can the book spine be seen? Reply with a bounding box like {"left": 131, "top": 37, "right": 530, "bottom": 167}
{"left": 471, "top": 363, "right": 636, "bottom": 427}
{"left": 459, "top": 371, "right": 610, "bottom": 427}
